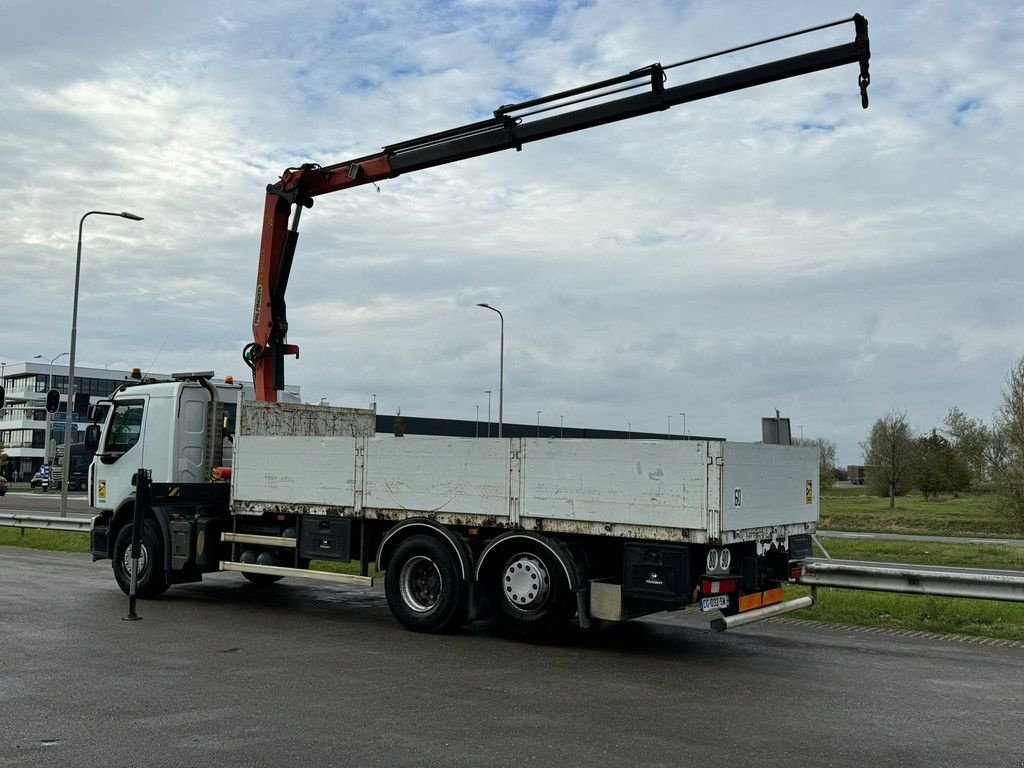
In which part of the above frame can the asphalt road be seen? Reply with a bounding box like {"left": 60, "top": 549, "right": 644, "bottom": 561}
{"left": 1, "top": 548, "right": 1022, "bottom": 768}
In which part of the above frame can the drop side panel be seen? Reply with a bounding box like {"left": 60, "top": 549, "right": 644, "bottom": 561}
{"left": 362, "top": 437, "right": 512, "bottom": 521}
{"left": 721, "top": 443, "right": 818, "bottom": 533}
{"left": 231, "top": 435, "right": 359, "bottom": 509}
{"left": 520, "top": 439, "right": 708, "bottom": 530}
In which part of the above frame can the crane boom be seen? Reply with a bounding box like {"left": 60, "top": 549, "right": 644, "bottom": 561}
{"left": 245, "top": 14, "right": 870, "bottom": 400}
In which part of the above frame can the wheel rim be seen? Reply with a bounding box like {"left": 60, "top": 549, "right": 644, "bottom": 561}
{"left": 122, "top": 541, "right": 149, "bottom": 578}
{"left": 399, "top": 555, "right": 443, "bottom": 613}
{"left": 502, "top": 553, "right": 551, "bottom": 613}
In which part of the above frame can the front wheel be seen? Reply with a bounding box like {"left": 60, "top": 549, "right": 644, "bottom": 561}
{"left": 385, "top": 535, "right": 468, "bottom": 633}
{"left": 112, "top": 519, "right": 170, "bottom": 597}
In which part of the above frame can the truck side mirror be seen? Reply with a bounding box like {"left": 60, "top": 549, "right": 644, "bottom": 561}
{"left": 84, "top": 424, "right": 101, "bottom": 454}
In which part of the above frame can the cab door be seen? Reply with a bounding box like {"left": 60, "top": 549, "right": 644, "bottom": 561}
{"left": 94, "top": 396, "right": 148, "bottom": 511}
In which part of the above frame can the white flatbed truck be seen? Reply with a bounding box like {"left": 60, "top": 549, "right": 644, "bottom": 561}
{"left": 85, "top": 16, "right": 870, "bottom": 637}
{"left": 87, "top": 374, "right": 818, "bottom": 636}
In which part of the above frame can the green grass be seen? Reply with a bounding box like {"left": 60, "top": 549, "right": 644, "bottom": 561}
{"left": 788, "top": 584, "right": 1024, "bottom": 642}
{"left": 820, "top": 488, "right": 1022, "bottom": 538}
{"left": 821, "top": 538, "right": 1024, "bottom": 571}
{"left": 795, "top": 537, "right": 1024, "bottom": 641}
{"left": 309, "top": 560, "right": 383, "bottom": 579}
{"left": 0, "top": 527, "right": 90, "bottom": 553}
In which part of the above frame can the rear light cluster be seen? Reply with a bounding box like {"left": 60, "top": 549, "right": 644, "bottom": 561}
{"left": 701, "top": 578, "right": 738, "bottom": 595}
{"left": 789, "top": 563, "right": 805, "bottom": 581}
{"left": 705, "top": 547, "right": 732, "bottom": 574}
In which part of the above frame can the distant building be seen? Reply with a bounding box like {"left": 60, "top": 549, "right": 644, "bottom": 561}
{"left": 0, "top": 361, "right": 298, "bottom": 480}
{"left": 847, "top": 465, "right": 866, "bottom": 485}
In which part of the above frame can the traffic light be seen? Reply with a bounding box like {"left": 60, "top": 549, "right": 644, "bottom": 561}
{"left": 0, "top": 385, "right": 5, "bottom": 410}
{"left": 45, "top": 388, "right": 60, "bottom": 414}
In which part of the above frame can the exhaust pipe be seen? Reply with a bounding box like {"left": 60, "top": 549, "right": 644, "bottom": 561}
{"left": 710, "top": 594, "right": 815, "bottom": 632}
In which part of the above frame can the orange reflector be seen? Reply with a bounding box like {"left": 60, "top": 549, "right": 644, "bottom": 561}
{"left": 225, "top": 375, "right": 234, "bottom": 384}
{"left": 739, "top": 593, "right": 762, "bottom": 612}
{"left": 738, "top": 587, "right": 786, "bottom": 613}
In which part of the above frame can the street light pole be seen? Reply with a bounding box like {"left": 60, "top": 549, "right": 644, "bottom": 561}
{"left": 560, "top": 415, "right": 563, "bottom": 438}
{"left": 475, "top": 405, "right": 479, "bottom": 438}
{"left": 537, "top": 410, "right": 541, "bottom": 437}
{"left": 61, "top": 210, "right": 143, "bottom": 517}
{"left": 680, "top": 411, "right": 686, "bottom": 440}
{"left": 484, "top": 390, "right": 492, "bottom": 437}
{"left": 476, "top": 303, "right": 504, "bottom": 438}
{"left": 667, "top": 414, "right": 672, "bottom": 440}
{"left": 34, "top": 352, "right": 69, "bottom": 469}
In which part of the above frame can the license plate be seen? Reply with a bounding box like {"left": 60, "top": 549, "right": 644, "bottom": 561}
{"left": 700, "top": 595, "right": 730, "bottom": 613}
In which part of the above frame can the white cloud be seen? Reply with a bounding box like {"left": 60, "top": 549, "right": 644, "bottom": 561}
{"left": 1, "top": 0, "right": 1022, "bottom": 464}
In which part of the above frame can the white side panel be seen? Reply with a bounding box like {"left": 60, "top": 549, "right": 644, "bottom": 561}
{"left": 231, "top": 435, "right": 358, "bottom": 508}
{"left": 721, "top": 443, "right": 818, "bottom": 532}
{"left": 521, "top": 440, "right": 708, "bottom": 529}
{"left": 363, "top": 437, "right": 511, "bottom": 519}
{"left": 176, "top": 390, "right": 208, "bottom": 484}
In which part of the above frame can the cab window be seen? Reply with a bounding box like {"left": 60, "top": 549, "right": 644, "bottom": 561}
{"left": 104, "top": 401, "right": 145, "bottom": 453}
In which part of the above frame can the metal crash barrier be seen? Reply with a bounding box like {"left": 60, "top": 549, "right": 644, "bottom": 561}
{"left": 799, "top": 558, "right": 1024, "bottom": 603}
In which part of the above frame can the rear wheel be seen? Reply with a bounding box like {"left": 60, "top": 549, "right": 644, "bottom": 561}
{"left": 385, "top": 535, "right": 468, "bottom": 633}
{"left": 487, "top": 546, "right": 574, "bottom": 638}
{"left": 112, "top": 519, "right": 170, "bottom": 597}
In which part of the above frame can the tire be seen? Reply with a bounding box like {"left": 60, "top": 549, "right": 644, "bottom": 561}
{"left": 112, "top": 519, "right": 170, "bottom": 597}
{"left": 487, "top": 546, "right": 574, "bottom": 638}
{"left": 384, "top": 535, "right": 468, "bottom": 633}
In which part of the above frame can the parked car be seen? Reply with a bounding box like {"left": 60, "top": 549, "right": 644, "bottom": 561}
{"left": 0, "top": 476, "right": 7, "bottom": 496}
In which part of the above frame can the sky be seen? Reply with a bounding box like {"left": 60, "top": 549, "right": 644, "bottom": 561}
{"left": 1, "top": 0, "right": 1022, "bottom": 465}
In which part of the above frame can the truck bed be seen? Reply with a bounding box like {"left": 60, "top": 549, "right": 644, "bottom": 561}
{"left": 230, "top": 403, "right": 818, "bottom": 544}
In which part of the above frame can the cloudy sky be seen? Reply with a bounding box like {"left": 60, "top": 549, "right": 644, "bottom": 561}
{"left": 2, "top": 0, "right": 1021, "bottom": 464}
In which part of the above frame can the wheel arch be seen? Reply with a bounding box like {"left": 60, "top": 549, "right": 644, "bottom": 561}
{"left": 475, "top": 532, "right": 584, "bottom": 592}
{"left": 108, "top": 497, "right": 171, "bottom": 572}
{"left": 376, "top": 518, "right": 473, "bottom": 580}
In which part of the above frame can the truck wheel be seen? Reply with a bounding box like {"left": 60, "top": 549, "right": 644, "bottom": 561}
{"left": 112, "top": 520, "right": 170, "bottom": 598}
{"left": 488, "top": 547, "right": 573, "bottom": 638}
{"left": 385, "top": 535, "right": 468, "bottom": 633}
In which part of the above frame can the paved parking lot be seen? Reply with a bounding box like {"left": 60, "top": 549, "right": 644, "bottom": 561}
{"left": 2, "top": 547, "right": 1022, "bottom": 767}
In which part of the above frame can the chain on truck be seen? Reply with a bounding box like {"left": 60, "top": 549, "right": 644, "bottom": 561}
{"left": 85, "top": 15, "right": 871, "bottom": 639}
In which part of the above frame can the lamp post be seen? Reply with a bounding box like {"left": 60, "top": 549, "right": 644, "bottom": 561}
{"left": 680, "top": 411, "right": 686, "bottom": 440}
{"left": 667, "top": 414, "right": 672, "bottom": 440}
{"left": 34, "top": 352, "right": 69, "bottom": 469}
{"left": 560, "top": 415, "right": 563, "bottom": 438}
{"left": 475, "top": 405, "right": 480, "bottom": 438}
{"left": 61, "top": 210, "right": 143, "bottom": 517}
{"left": 484, "top": 390, "right": 492, "bottom": 437}
{"left": 536, "top": 410, "right": 542, "bottom": 437}
{"left": 476, "top": 303, "right": 504, "bottom": 438}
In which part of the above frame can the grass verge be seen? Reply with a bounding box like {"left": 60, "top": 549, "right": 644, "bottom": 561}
{"left": 793, "top": 537, "right": 1024, "bottom": 642}
{"left": 0, "top": 527, "right": 90, "bottom": 553}
{"left": 820, "top": 488, "right": 1022, "bottom": 538}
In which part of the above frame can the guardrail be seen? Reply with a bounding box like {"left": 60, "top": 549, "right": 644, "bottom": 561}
{"left": 799, "top": 558, "right": 1024, "bottom": 603}
{"left": 0, "top": 512, "right": 92, "bottom": 533}
{"left": 4, "top": 516, "right": 1024, "bottom": 604}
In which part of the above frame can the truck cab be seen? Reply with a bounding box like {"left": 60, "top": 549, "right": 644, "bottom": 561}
{"left": 90, "top": 377, "right": 241, "bottom": 515}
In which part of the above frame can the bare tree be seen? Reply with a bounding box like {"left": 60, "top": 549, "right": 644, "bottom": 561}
{"left": 942, "top": 406, "right": 990, "bottom": 488}
{"left": 861, "top": 408, "right": 916, "bottom": 509}
{"left": 794, "top": 436, "right": 838, "bottom": 491}
{"left": 993, "top": 356, "right": 1024, "bottom": 521}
